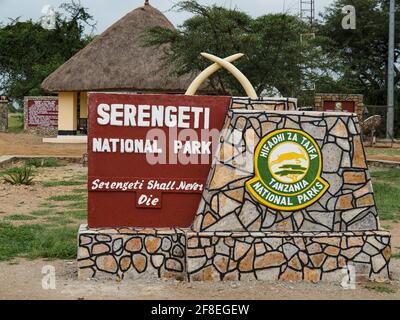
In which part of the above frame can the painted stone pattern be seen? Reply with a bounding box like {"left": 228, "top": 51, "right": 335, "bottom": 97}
{"left": 186, "top": 231, "right": 390, "bottom": 282}
{"left": 78, "top": 98, "right": 391, "bottom": 282}
{"left": 78, "top": 225, "right": 186, "bottom": 280}
{"left": 78, "top": 226, "right": 391, "bottom": 282}
{"left": 0, "top": 101, "right": 7, "bottom": 132}
{"left": 24, "top": 96, "right": 58, "bottom": 135}
{"left": 192, "top": 110, "right": 378, "bottom": 233}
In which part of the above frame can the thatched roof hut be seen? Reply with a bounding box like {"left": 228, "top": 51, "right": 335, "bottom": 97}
{"left": 41, "top": 3, "right": 193, "bottom": 93}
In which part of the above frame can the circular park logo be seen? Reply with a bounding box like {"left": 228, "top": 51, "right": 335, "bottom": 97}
{"left": 245, "top": 129, "right": 329, "bottom": 211}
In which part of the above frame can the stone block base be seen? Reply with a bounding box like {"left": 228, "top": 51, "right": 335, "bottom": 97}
{"left": 186, "top": 230, "right": 391, "bottom": 282}
{"left": 78, "top": 225, "right": 391, "bottom": 282}
{"left": 78, "top": 225, "right": 186, "bottom": 280}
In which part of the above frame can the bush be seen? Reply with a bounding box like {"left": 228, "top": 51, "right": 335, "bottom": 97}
{"left": 7, "top": 103, "right": 18, "bottom": 113}
{"left": 7, "top": 113, "right": 23, "bottom": 133}
{"left": 24, "top": 158, "right": 63, "bottom": 168}
{"left": 3, "top": 166, "right": 34, "bottom": 185}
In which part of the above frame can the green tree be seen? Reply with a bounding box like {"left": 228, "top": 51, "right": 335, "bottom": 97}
{"left": 318, "top": 0, "right": 400, "bottom": 105}
{"left": 317, "top": 0, "right": 400, "bottom": 136}
{"left": 0, "top": 1, "right": 96, "bottom": 106}
{"left": 146, "top": 0, "right": 326, "bottom": 99}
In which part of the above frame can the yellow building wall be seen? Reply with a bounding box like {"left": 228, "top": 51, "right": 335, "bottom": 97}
{"left": 58, "top": 92, "right": 77, "bottom": 134}
{"left": 80, "top": 92, "right": 88, "bottom": 119}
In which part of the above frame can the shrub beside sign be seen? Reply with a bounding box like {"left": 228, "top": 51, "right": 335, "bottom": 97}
{"left": 88, "top": 93, "right": 230, "bottom": 228}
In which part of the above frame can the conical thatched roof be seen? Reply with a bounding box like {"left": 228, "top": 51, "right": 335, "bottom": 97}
{"left": 41, "top": 3, "right": 195, "bottom": 93}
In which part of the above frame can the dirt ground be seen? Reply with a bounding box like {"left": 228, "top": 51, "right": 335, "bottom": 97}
{"left": 0, "top": 258, "right": 399, "bottom": 300}
{"left": 367, "top": 154, "right": 400, "bottom": 162}
{"left": 0, "top": 143, "right": 400, "bottom": 299}
{"left": 0, "top": 163, "right": 87, "bottom": 223}
{"left": 0, "top": 133, "right": 86, "bottom": 156}
{"left": 0, "top": 164, "right": 398, "bottom": 300}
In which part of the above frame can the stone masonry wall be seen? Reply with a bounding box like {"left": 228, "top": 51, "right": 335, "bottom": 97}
{"left": 186, "top": 230, "right": 390, "bottom": 282}
{"left": 78, "top": 98, "right": 391, "bottom": 283}
{"left": 231, "top": 97, "right": 297, "bottom": 111}
{"left": 0, "top": 102, "right": 8, "bottom": 132}
{"left": 192, "top": 110, "right": 378, "bottom": 233}
{"left": 314, "top": 93, "right": 363, "bottom": 121}
{"left": 78, "top": 225, "right": 391, "bottom": 282}
{"left": 78, "top": 225, "right": 186, "bottom": 280}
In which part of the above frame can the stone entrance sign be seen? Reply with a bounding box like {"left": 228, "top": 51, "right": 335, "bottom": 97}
{"left": 193, "top": 110, "right": 379, "bottom": 232}
{"left": 78, "top": 96, "right": 390, "bottom": 282}
{"left": 75, "top": 53, "right": 389, "bottom": 283}
{"left": 87, "top": 92, "right": 231, "bottom": 228}
{"left": 188, "top": 109, "right": 389, "bottom": 281}
{"left": 24, "top": 96, "right": 58, "bottom": 135}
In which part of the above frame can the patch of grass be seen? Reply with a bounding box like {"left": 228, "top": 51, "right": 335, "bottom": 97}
{"left": 74, "top": 175, "right": 88, "bottom": 181}
{"left": 44, "top": 216, "right": 74, "bottom": 225}
{"left": 7, "top": 113, "right": 23, "bottom": 133}
{"left": 47, "top": 194, "right": 85, "bottom": 202}
{"left": 39, "top": 202, "right": 59, "bottom": 209}
{"left": 24, "top": 158, "right": 64, "bottom": 168}
{"left": 371, "top": 169, "right": 400, "bottom": 222}
{"left": 42, "top": 180, "right": 85, "bottom": 187}
{"left": 3, "top": 166, "right": 34, "bottom": 185}
{"left": 392, "top": 252, "right": 400, "bottom": 259}
{"left": 0, "top": 223, "right": 77, "bottom": 261}
{"left": 30, "top": 209, "right": 54, "bottom": 217}
{"left": 0, "top": 166, "right": 23, "bottom": 177}
{"left": 365, "top": 147, "right": 400, "bottom": 156}
{"left": 365, "top": 284, "right": 397, "bottom": 294}
{"left": 372, "top": 182, "right": 400, "bottom": 221}
{"left": 65, "top": 201, "right": 87, "bottom": 209}
{"left": 65, "top": 210, "right": 87, "bottom": 220}
{"left": 4, "top": 214, "right": 37, "bottom": 221}
{"left": 370, "top": 168, "right": 400, "bottom": 180}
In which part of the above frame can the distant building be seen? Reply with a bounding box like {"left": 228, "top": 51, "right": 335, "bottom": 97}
{"left": 41, "top": 2, "right": 197, "bottom": 137}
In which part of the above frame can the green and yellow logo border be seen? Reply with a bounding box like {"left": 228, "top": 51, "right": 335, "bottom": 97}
{"left": 245, "top": 128, "right": 329, "bottom": 211}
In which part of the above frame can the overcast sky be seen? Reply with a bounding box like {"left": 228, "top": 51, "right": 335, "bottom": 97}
{"left": 0, "top": 0, "right": 335, "bottom": 33}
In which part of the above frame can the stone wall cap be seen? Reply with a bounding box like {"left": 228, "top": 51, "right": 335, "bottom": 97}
{"left": 229, "top": 109, "right": 357, "bottom": 117}
{"left": 79, "top": 224, "right": 189, "bottom": 235}
{"left": 185, "top": 230, "right": 391, "bottom": 237}
{"left": 24, "top": 96, "right": 58, "bottom": 100}
{"left": 232, "top": 96, "right": 298, "bottom": 103}
{"left": 79, "top": 224, "right": 390, "bottom": 237}
{"left": 315, "top": 93, "right": 363, "bottom": 98}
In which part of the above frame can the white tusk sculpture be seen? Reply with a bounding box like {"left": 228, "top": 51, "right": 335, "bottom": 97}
{"left": 185, "top": 52, "right": 258, "bottom": 99}
{"left": 185, "top": 53, "right": 244, "bottom": 96}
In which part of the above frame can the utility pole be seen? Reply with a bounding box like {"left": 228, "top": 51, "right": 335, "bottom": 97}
{"left": 300, "top": 0, "right": 315, "bottom": 26}
{"left": 299, "top": 0, "right": 316, "bottom": 98}
{"left": 387, "top": 0, "right": 396, "bottom": 139}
